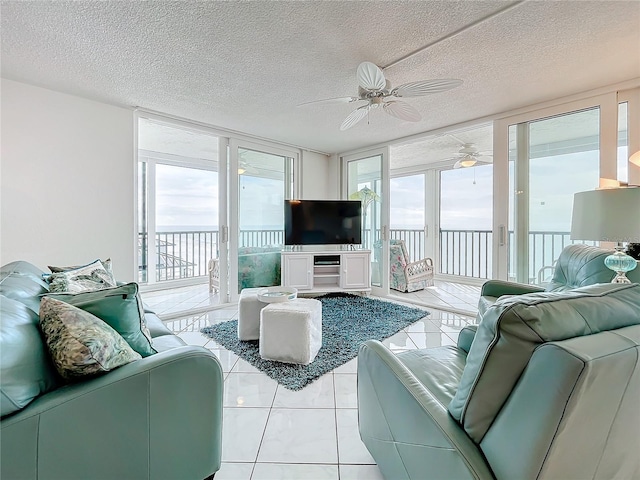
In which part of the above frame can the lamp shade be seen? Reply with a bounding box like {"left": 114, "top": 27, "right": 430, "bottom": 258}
{"left": 571, "top": 187, "right": 640, "bottom": 242}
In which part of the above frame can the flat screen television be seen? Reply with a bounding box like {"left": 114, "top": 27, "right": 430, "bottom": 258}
{"left": 284, "top": 200, "right": 362, "bottom": 245}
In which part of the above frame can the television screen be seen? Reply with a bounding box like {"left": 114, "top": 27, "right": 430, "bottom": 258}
{"left": 284, "top": 200, "right": 362, "bottom": 245}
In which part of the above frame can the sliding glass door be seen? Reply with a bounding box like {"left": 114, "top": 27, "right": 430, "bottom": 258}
{"left": 507, "top": 109, "right": 600, "bottom": 284}
{"left": 229, "top": 140, "right": 296, "bottom": 300}
{"left": 494, "top": 93, "right": 625, "bottom": 283}
{"left": 343, "top": 148, "right": 389, "bottom": 295}
{"left": 137, "top": 115, "right": 226, "bottom": 304}
{"left": 390, "top": 173, "right": 426, "bottom": 264}
{"left": 439, "top": 164, "right": 493, "bottom": 279}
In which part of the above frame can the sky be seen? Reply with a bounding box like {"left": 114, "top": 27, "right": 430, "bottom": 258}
{"left": 150, "top": 147, "right": 629, "bottom": 234}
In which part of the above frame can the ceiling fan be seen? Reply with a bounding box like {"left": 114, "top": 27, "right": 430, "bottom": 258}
{"left": 448, "top": 143, "right": 493, "bottom": 169}
{"left": 237, "top": 159, "right": 258, "bottom": 175}
{"left": 298, "top": 62, "right": 463, "bottom": 131}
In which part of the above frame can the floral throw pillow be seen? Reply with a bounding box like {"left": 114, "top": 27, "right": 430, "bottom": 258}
{"left": 39, "top": 297, "right": 141, "bottom": 380}
{"left": 48, "top": 260, "right": 117, "bottom": 293}
{"left": 48, "top": 258, "right": 112, "bottom": 274}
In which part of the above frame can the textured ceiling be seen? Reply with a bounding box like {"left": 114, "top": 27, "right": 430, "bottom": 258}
{"left": 2, "top": 1, "right": 639, "bottom": 155}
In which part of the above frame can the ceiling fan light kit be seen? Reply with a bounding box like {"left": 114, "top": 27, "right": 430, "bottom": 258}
{"left": 451, "top": 143, "right": 493, "bottom": 169}
{"left": 459, "top": 157, "right": 478, "bottom": 168}
{"left": 301, "top": 61, "right": 463, "bottom": 131}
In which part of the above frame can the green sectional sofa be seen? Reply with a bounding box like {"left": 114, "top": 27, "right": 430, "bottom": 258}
{"left": 0, "top": 261, "right": 223, "bottom": 480}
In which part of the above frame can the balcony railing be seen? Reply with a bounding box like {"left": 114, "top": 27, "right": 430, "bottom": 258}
{"left": 139, "top": 230, "right": 220, "bottom": 282}
{"left": 139, "top": 228, "right": 595, "bottom": 285}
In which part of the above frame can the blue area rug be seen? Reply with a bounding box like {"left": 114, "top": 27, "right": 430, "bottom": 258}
{"left": 200, "top": 293, "right": 429, "bottom": 390}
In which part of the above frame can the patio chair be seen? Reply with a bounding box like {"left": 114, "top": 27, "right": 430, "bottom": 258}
{"left": 208, "top": 258, "right": 220, "bottom": 293}
{"left": 389, "top": 239, "right": 434, "bottom": 292}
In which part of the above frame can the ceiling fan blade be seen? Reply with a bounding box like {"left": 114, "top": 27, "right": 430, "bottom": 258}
{"left": 453, "top": 159, "right": 463, "bottom": 169}
{"left": 383, "top": 100, "right": 422, "bottom": 122}
{"left": 340, "top": 106, "right": 369, "bottom": 131}
{"left": 391, "top": 79, "right": 463, "bottom": 97}
{"left": 357, "top": 62, "right": 386, "bottom": 91}
{"left": 297, "top": 96, "right": 359, "bottom": 107}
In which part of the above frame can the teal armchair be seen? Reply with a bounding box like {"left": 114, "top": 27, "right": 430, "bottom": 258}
{"left": 237, "top": 246, "right": 282, "bottom": 292}
{"left": 477, "top": 244, "right": 640, "bottom": 317}
{"left": 358, "top": 282, "right": 640, "bottom": 479}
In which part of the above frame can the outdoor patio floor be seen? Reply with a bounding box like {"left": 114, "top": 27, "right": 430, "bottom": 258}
{"left": 141, "top": 280, "right": 480, "bottom": 319}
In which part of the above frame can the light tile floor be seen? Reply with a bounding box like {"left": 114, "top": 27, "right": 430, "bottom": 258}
{"left": 158, "top": 299, "right": 477, "bottom": 480}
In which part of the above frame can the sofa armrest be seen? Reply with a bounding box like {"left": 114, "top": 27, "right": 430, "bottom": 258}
{"left": 405, "top": 258, "right": 434, "bottom": 279}
{"left": 357, "top": 340, "right": 493, "bottom": 480}
{"left": 1, "top": 346, "right": 223, "bottom": 480}
{"left": 457, "top": 325, "right": 478, "bottom": 354}
{"left": 480, "top": 279, "right": 545, "bottom": 298}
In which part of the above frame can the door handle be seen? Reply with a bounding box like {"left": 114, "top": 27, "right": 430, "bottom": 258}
{"left": 499, "top": 225, "right": 506, "bottom": 246}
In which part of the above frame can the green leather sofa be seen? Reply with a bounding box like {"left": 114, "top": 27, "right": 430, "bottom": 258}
{"left": 358, "top": 282, "right": 640, "bottom": 479}
{"left": 0, "top": 261, "right": 223, "bottom": 480}
{"left": 478, "top": 244, "right": 640, "bottom": 318}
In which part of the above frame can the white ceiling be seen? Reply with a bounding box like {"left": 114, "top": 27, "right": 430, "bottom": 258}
{"left": 2, "top": 1, "right": 639, "bottom": 155}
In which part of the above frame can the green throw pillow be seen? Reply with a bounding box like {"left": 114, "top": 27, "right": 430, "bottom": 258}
{"left": 39, "top": 297, "right": 141, "bottom": 381}
{"left": 45, "top": 283, "right": 157, "bottom": 357}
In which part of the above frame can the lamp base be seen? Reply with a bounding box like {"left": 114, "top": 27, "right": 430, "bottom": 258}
{"left": 611, "top": 271, "right": 633, "bottom": 284}
{"left": 604, "top": 248, "right": 637, "bottom": 284}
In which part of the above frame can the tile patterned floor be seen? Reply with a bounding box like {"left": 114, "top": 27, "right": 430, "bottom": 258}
{"left": 156, "top": 297, "right": 478, "bottom": 480}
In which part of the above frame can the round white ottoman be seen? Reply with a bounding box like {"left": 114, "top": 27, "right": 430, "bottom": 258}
{"left": 259, "top": 298, "right": 322, "bottom": 365}
{"left": 238, "top": 288, "right": 265, "bottom": 341}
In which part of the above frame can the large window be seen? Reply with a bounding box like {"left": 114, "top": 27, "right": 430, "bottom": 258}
{"left": 507, "top": 108, "right": 600, "bottom": 284}
{"left": 390, "top": 173, "right": 425, "bottom": 262}
{"left": 440, "top": 164, "right": 493, "bottom": 278}
{"left": 138, "top": 117, "right": 220, "bottom": 286}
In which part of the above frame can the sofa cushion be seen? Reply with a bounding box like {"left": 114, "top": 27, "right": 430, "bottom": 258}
{"left": 152, "top": 334, "right": 188, "bottom": 352}
{"left": 0, "top": 296, "right": 60, "bottom": 417}
{"left": 48, "top": 260, "right": 117, "bottom": 294}
{"left": 145, "top": 313, "right": 173, "bottom": 338}
{"left": 45, "top": 283, "right": 157, "bottom": 357}
{"left": 448, "top": 282, "right": 640, "bottom": 443}
{"left": 39, "top": 297, "right": 141, "bottom": 380}
{"left": 0, "top": 261, "right": 50, "bottom": 313}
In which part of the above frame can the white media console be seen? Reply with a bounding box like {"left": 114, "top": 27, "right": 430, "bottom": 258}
{"left": 281, "top": 249, "right": 371, "bottom": 294}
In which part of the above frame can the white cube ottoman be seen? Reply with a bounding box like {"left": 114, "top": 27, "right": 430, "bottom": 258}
{"left": 259, "top": 298, "right": 322, "bottom": 365}
{"left": 238, "top": 288, "right": 266, "bottom": 341}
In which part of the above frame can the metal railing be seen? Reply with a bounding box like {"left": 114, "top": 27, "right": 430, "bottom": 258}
{"left": 440, "top": 229, "right": 493, "bottom": 279}
{"left": 139, "top": 230, "right": 218, "bottom": 282}
{"left": 139, "top": 227, "right": 595, "bottom": 285}
{"left": 239, "top": 229, "right": 284, "bottom": 248}
{"left": 440, "top": 229, "right": 596, "bottom": 281}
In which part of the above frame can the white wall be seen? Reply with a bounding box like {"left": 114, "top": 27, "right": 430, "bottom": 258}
{"left": 301, "top": 150, "right": 338, "bottom": 199}
{"left": 1, "top": 80, "right": 136, "bottom": 281}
